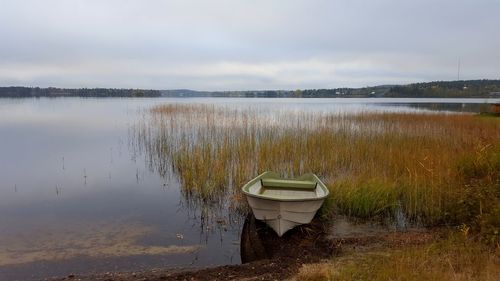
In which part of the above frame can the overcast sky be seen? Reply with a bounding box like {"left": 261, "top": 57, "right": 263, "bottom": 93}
{"left": 0, "top": 0, "right": 499, "bottom": 90}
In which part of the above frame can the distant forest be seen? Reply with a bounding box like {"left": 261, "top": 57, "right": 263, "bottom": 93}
{"left": 385, "top": 80, "right": 500, "bottom": 98}
{"left": 1, "top": 79, "right": 500, "bottom": 98}
{"left": 162, "top": 79, "right": 500, "bottom": 98}
{"left": 0, "top": 87, "right": 161, "bottom": 98}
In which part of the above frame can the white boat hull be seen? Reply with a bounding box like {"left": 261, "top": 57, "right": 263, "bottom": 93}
{"left": 246, "top": 195, "right": 325, "bottom": 236}
{"left": 242, "top": 172, "right": 329, "bottom": 236}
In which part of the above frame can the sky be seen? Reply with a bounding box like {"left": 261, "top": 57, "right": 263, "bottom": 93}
{"left": 0, "top": 0, "right": 499, "bottom": 91}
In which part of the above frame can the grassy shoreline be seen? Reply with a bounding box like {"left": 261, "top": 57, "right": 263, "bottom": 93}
{"left": 295, "top": 232, "right": 499, "bottom": 281}
{"left": 132, "top": 104, "right": 499, "bottom": 279}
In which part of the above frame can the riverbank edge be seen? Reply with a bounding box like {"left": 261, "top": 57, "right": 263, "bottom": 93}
{"left": 49, "top": 226, "right": 444, "bottom": 281}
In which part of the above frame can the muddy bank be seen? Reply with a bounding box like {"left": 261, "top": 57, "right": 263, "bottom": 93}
{"left": 50, "top": 216, "right": 439, "bottom": 281}
{"left": 61, "top": 257, "right": 311, "bottom": 281}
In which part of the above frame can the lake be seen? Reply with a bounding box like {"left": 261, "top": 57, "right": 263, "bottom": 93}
{"left": 0, "top": 97, "right": 498, "bottom": 280}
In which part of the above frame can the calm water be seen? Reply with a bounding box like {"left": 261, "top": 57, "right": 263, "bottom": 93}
{"left": 0, "top": 97, "right": 498, "bottom": 280}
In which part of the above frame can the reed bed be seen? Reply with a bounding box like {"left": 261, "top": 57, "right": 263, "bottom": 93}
{"left": 133, "top": 104, "right": 500, "bottom": 229}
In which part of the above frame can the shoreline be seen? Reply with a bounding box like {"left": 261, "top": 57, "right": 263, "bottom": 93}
{"left": 48, "top": 217, "right": 441, "bottom": 281}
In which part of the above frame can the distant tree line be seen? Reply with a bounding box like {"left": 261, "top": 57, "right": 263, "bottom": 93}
{"left": 162, "top": 86, "right": 392, "bottom": 98}
{"left": 385, "top": 79, "right": 500, "bottom": 98}
{"left": 2, "top": 80, "right": 499, "bottom": 98}
{"left": 0, "top": 87, "right": 161, "bottom": 98}
{"left": 176, "top": 80, "right": 499, "bottom": 98}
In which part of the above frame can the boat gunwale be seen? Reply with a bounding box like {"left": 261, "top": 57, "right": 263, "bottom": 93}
{"left": 241, "top": 171, "right": 330, "bottom": 202}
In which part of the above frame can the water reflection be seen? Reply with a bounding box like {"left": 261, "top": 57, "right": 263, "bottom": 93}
{"left": 240, "top": 214, "right": 272, "bottom": 263}
{"left": 239, "top": 214, "right": 334, "bottom": 264}
{"left": 389, "top": 102, "right": 491, "bottom": 113}
{"left": 0, "top": 98, "right": 245, "bottom": 280}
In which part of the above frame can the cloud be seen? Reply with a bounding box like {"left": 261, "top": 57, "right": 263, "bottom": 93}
{"left": 0, "top": 0, "right": 499, "bottom": 90}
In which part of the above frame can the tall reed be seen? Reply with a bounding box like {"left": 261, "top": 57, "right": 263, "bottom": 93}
{"left": 133, "top": 104, "right": 500, "bottom": 227}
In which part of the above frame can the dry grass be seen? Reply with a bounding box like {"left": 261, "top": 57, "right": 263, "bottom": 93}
{"left": 293, "top": 234, "right": 500, "bottom": 281}
{"left": 133, "top": 104, "right": 500, "bottom": 229}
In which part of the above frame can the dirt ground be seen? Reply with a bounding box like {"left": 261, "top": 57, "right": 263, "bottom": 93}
{"left": 50, "top": 216, "right": 438, "bottom": 281}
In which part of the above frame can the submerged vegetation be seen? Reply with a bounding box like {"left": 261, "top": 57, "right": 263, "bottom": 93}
{"left": 134, "top": 104, "right": 499, "bottom": 239}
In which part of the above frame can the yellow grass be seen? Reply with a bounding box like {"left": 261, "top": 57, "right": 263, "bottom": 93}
{"left": 293, "top": 234, "right": 500, "bottom": 281}
{"left": 134, "top": 104, "right": 500, "bottom": 229}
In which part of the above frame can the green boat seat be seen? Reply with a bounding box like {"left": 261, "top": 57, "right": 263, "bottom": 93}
{"left": 261, "top": 178, "right": 317, "bottom": 190}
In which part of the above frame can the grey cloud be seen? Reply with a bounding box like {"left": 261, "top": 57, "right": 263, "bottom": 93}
{"left": 0, "top": 0, "right": 499, "bottom": 90}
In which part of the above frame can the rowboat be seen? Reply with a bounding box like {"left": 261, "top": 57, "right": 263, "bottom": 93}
{"left": 241, "top": 171, "right": 329, "bottom": 237}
